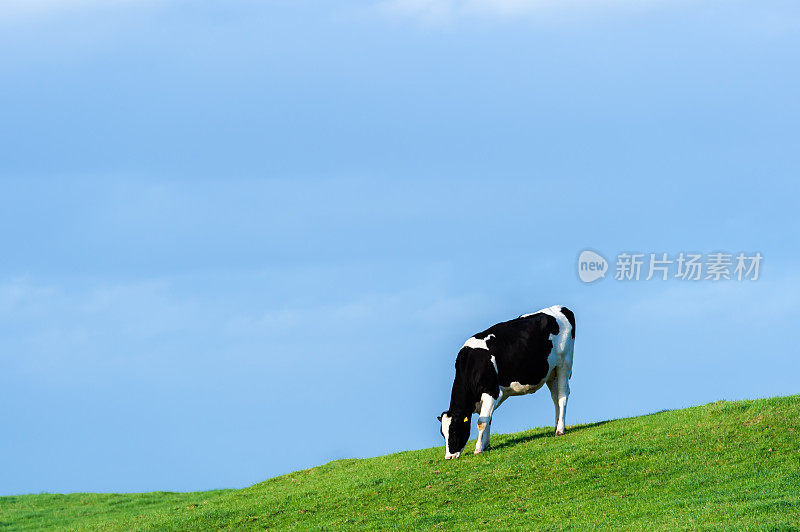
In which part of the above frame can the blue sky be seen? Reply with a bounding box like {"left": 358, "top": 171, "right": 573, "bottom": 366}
{"left": 1, "top": 0, "right": 799, "bottom": 495}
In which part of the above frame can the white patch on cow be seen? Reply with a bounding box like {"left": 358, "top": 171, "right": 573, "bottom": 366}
{"left": 503, "top": 381, "right": 542, "bottom": 396}
{"left": 441, "top": 414, "right": 460, "bottom": 459}
{"left": 489, "top": 355, "right": 498, "bottom": 373}
{"left": 441, "top": 414, "right": 451, "bottom": 449}
{"left": 462, "top": 333, "right": 494, "bottom": 350}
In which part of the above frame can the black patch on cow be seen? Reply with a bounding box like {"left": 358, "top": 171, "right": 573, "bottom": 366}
{"left": 447, "top": 348, "right": 498, "bottom": 413}
{"left": 560, "top": 306, "right": 576, "bottom": 338}
{"left": 476, "top": 313, "right": 560, "bottom": 390}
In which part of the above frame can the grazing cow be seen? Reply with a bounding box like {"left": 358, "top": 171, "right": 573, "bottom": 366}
{"left": 438, "top": 305, "right": 575, "bottom": 459}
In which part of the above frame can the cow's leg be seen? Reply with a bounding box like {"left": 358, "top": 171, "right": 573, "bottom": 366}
{"left": 474, "top": 392, "right": 498, "bottom": 454}
{"left": 546, "top": 371, "right": 559, "bottom": 431}
{"left": 555, "top": 367, "right": 570, "bottom": 436}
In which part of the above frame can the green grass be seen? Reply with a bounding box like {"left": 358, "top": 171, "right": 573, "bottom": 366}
{"left": 2, "top": 395, "right": 800, "bottom": 530}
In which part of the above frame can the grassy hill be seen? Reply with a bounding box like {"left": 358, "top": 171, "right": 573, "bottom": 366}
{"left": 2, "top": 395, "right": 799, "bottom": 530}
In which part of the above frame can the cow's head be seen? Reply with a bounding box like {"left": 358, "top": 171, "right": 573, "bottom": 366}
{"left": 438, "top": 411, "right": 470, "bottom": 459}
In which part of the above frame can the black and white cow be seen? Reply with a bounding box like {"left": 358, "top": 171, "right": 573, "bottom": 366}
{"left": 438, "top": 305, "right": 576, "bottom": 459}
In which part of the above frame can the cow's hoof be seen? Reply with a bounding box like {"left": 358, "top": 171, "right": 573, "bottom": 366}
{"left": 445, "top": 452, "right": 460, "bottom": 460}
{"left": 555, "top": 430, "right": 565, "bottom": 437}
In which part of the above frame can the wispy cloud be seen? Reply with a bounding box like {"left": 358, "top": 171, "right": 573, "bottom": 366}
{"left": 0, "top": 0, "right": 149, "bottom": 20}
{"left": 0, "top": 270, "right": 491, "bottom": 385}
{"left": 378, "top": 0, "right": 665, "bottom": 24}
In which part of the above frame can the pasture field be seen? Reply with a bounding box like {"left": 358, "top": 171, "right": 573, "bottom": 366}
{"left": 2, "top": 395, "right": 799, "bottom": 530}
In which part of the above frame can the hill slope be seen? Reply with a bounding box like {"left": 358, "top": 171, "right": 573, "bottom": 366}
{"left": 2, "top": 395, "right": 799, "bottom": 530}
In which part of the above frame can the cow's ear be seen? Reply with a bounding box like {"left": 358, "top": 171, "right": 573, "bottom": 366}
{"left": 437, "top": 415, "right": 442, "bottom": 422}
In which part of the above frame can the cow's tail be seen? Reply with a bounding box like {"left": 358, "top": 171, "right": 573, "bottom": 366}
{"left": 559, "top": 306, "right": 575, "bottom": 339}
{"left": 559, "top": 306, "right": 576, "bottom": 379}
